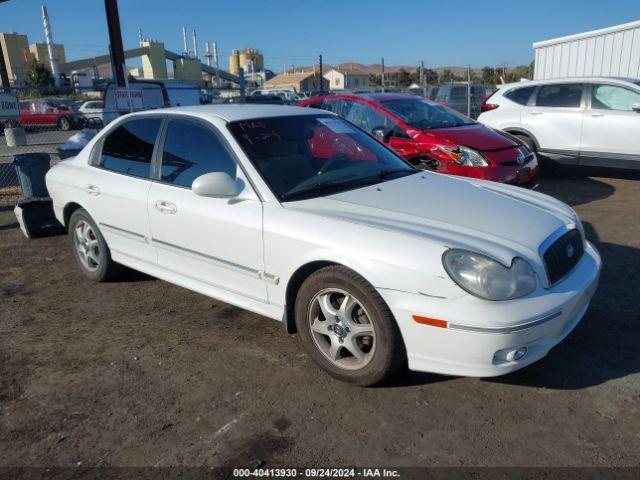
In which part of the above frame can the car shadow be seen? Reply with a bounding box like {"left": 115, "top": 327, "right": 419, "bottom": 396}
{"left": 537, "top": 166, "right": 617, "bottom": 207}
{"left": 117, "top": 268, "right": 156, "bottom": 283}
{"left": 486, "top": 222, "right": 640, "bottom": 390}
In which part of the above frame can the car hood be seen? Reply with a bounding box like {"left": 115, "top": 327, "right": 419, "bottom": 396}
{"left": 284, "top": 172, "right": 578, "bottom": 268}
{"left": 426, "top": 123, "right": 516, "bottom": 151}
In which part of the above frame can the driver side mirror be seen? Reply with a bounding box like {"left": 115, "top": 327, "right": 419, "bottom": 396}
{"left": 372, "top": 126, "right": 392, "bottom": 143}
{"left": 192, "top": 172, "right": 240, "bottom": 198}
{"left": 632, "top": 102, "right": 640, "bottom": 113}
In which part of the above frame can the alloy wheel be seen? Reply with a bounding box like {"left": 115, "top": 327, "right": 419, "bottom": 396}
{"left": 307, "top": 288, "right": 376, "bottom": 370}
{"left": 73, "top": 220, "right": 101, "bottom": 271}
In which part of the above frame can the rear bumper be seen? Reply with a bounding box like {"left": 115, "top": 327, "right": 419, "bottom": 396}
{"left": 379, "top": 241, "right": 601, "bottom": 377}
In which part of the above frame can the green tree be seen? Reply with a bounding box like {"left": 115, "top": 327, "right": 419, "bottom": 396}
{"left": 397, "top": 68, "right": 412, "bottom": 87}
{"left": 441, "top": 69, "right": 454, "bottom": 83}
{"left": 25, "top": 61, "right": 54, "bottom": 90}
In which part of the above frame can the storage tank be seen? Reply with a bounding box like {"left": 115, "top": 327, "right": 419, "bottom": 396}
{"left": 229, "top": 50, "right": 240, "bottom": 75}
{"left": 239, "top": 48, "right": 263, "bottom": 72}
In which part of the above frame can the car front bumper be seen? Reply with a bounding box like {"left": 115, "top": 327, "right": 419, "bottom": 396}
{"left": 378, "top": 241, "right": 601, "bottom": 377}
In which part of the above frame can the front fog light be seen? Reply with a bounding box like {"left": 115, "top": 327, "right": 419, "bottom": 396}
{"left": 506, "top": 347, "right": 528, "bottom": 362}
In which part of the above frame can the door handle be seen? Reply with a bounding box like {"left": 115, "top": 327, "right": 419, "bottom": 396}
{"left": 155, "top": 200, "right": 177, "bottom": 214}
{"left": 85, "top": 184, "right": 101, "bottom": 196}
{"left": 590, "top": 112, "right": 604, "bottom": 117}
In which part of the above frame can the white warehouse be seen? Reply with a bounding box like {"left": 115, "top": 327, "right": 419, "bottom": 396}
{"left": 533, "top": 20, "right": 640, "bottom": 80}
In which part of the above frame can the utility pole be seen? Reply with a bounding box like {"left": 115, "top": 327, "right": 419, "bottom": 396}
{"left": 0, "top": 40, "right": 10, "bottom": 92}
{"left": 381, "top": 57, "right": 385, "bottom": 92}
{"left": 467, "top": 64, "right": 471, "bottom": 117}
{"left": 42, "top": 4, "right": 60, "bottom": 87}
{"left": 239, "top": 67, "right": 245, "bottom": 102}
{"left": 319, "top": 54, "right": 324, "bottom": 95}
{"left": 420, "top": 59, "right": 427, "bottom": 98}
{"left": 213, "top": 41, "right": 220, "bottom": 88}
{"left": 103, "top": 0, "right": 126, "bottom": 87}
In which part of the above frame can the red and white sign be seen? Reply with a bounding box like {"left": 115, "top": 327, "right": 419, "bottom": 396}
{"left": 115, "top": 88, "right": 144, "bottom": 112}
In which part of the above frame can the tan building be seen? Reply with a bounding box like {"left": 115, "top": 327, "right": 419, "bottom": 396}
{"left": 29, "top": 42, "right": 67, "bottom": 70}
{"left": 323, "top": 67, "right": 369, "bottom": 90}
{"left": 264, "top": 70, "right": 329, "bottom": 93}
{"left": 0, "top": 32, "right": 33, "bottom": 87}
{"left": 141, "top": 40, "right": 168, "bottom": 80}
{"left": 229, "top": 48, "right": 264, "bottom": 75}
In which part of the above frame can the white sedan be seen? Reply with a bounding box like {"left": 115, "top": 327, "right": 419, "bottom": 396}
{"left": 45, "top": 104, "right": 601, "bottom": 386}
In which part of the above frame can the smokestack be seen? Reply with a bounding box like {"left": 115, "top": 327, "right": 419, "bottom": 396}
{"left": 138, "top": 27, "right": 143, "bottom": 46}
{"left": 182, "top": 27, "right": 189, "bottom": 57}
{"left": 41, "top": 4, "right": 60, "bottom": 87}
{"left": 213, "top": 41, "right": 220, "bottom": 87}
{"left": 192, "top": 29, "right": 198, "bottom": 59}
{"left": 204, "top": 41, "right": 212, "bottom": 66}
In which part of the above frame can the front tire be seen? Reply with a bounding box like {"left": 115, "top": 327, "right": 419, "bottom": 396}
{"left": 57, "top": 116, "right": 71, "bottom": 131}
{"left": 294, "top": 265, "right": 405, "bottom": 386}
{"left": 68, "top": 209, "right": 123, "bottom": 282}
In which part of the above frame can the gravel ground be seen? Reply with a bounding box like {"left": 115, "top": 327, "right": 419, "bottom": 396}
{"left": 1, "top": 167, "right": 639, "bottom": 469}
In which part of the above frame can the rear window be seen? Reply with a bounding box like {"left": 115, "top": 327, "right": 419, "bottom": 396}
{"left": 505, "top": 86, "right": 535, "bottom": 105}
{"left": 536, "top": 84, "right": 582, "bottom": 108}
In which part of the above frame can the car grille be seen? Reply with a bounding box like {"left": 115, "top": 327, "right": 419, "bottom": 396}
{"left": 543, "top": 229, "right": 584, "bottom": 285}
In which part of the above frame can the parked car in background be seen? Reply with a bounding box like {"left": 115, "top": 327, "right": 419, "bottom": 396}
{"left": 299, "top": 93, "right": 539, "bottom": 188}
{"left": 478, "top": 77, "right": 640, "bottom": 170}
{"left": 45, "top": 104, "right": 600, "bottom": 385}
{"left": 245, "top": 93, "right": 286, "bottom": 105}
{"left": 434, "top": 84, "right": 488, "bottom": 118}
{"left": 18, "top": 99, "right": 78, "bottom": 131}
{"left": 78, "top": 100, "right": 105, "bottom": 127}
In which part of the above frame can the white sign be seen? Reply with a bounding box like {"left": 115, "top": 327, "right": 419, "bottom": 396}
{"left": 115, "top": 88, "right": 144, "bottom": 112}
{"left": 0, "top": 92, "right": 20, "bottom": 119}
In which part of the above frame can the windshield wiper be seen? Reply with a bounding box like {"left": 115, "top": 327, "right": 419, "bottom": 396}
{"left": 373, "top": 168, "right": 418, "bottom": 179}
{"left": 282, "top": 177, "right": 378, "bottom": 201}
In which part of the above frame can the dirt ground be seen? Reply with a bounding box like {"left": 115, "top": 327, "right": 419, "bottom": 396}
{"left": 1, "top": 166, "right": 639, "bottom": 469}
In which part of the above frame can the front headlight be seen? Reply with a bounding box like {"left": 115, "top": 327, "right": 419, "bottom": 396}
{"left": 443, "top": 249, "right": 537, "bottom": 301}
{"left": 439, "top": 145, "right": 490, "bottom": 167}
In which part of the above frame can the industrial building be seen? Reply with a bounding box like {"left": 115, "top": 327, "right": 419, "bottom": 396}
{"left": 533, "top": 20, "right": 640, "bottom": 80}
{"left": 29, "top": 42, "right": 66, "bottom": 69}
{"left": 0, "top": 32, "right": 32, "bottom": 86}
{"left": 229, "top": 48, "right": 264, "bottom": 75}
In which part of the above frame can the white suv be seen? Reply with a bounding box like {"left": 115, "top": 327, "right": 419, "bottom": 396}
{"left": 478, "top": 77, "right": 640, "bottom": 170}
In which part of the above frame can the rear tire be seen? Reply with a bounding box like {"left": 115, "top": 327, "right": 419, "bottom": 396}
{"left": 68, "top": 209, "right": 123, "bottom": 282}
{"left": 294, "top": 265, "right": 405, "bottom": 386}
{"left": 514, "top": 133, "right": 537, "bottom": 154}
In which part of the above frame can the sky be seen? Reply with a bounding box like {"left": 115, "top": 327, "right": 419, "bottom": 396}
{"left": 1, "top": 0, "right": 639, "bottom": 72}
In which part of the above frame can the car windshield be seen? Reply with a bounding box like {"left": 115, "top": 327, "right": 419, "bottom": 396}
{"left": 228, "top": 114, "right": 417, "bottom": 201}
{"left": 381, "top": 98, "right": 475, "bottom": 130}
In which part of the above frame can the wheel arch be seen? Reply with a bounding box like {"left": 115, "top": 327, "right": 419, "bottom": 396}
{"left": 503, "top": 127, "right": 540, "bottom": 150}
{"left": 62, "top": 201, "right": 84, "bottom": 228}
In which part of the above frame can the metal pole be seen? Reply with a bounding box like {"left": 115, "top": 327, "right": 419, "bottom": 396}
{"left": 381, "top": 57, "right": 385, "bottom": 92}
{"left": 421, "top": 60, "right": 426, "bottom": 98}
{"left": 213, "top": 41, "right": 220, "bottom": 88}
{"left": 42, "top": 5, "right": 60, "bottom": 87}
{"left": 467, "top": 64, "right": 471, "bottom": 117}
{"left": 0, "top": 40, "right": 10, "bottom": 92}
{"left": 319, "top": 54, "right": 323, "bottom": 95}
{"left": 239, "top": 67, "right": 245, "bottom": 102}
{"left": 103, "top": 0, "right": 126, "bottom": 87}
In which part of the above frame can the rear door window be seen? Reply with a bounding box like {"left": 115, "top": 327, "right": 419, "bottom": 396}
{"left": 99, "top": 118, "right": 162, "bottom": 178}
{"left": 535, "top": 84, "right": 583, "bottom": 108}
{"left": 160, "top": 119, "right": 237, "bottom": 188}
{"left": 505, "top": 86, "right": 536, "bottom": 105}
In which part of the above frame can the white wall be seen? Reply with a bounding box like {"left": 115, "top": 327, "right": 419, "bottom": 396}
{"left": 533, "top": 20, "right": 640, "bottom": 80}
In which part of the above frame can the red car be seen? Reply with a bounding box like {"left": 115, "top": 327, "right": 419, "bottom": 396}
{"left": 298, "top": 93, "right": 539, "bottom": 188}
{"left": 19, "top": 99, "right": 76, "bottom": 131}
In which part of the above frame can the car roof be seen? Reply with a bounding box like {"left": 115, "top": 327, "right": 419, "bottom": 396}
{"left": 499, "top": 77, "right": 640, "bottom": 90}
{"left": 132, "top": 104, "right": 326, "bottom": 122}
{"left": 318, "top": 92, "right": 435, "bottom": 105}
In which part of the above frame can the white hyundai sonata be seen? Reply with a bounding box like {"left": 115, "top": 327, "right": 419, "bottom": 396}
{"left": 46, "top": 104, "right": 601, "bottom": 386}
